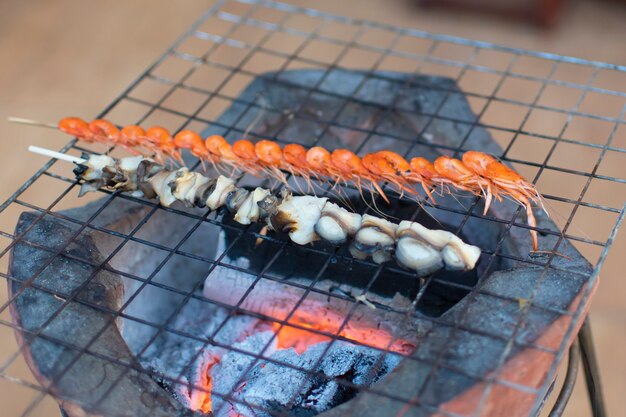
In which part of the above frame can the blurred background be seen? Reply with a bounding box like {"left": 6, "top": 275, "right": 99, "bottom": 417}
{"left": 0, "top": 0, "right": 624, "bottom": 416}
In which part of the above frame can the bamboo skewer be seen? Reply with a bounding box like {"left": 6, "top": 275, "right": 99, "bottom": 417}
{"left": 28, "top": 145, "right": 86, "bottom": 164}
{"left": 8, "top": 117, "right": 57, "bottom": 129}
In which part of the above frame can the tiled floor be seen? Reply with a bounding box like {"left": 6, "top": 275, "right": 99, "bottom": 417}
{"left": 0, "top": 1, "right": 624, "bottom": 416}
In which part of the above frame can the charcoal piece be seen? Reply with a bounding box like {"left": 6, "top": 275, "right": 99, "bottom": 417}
{"left": 211, "top": 332, "right": 278, "bottom": 415}
{"left": 141, "top": 296, "right": 266, "bottom": 410}
{"left": 230, "top": 342, "right": 401, "bottom": 417}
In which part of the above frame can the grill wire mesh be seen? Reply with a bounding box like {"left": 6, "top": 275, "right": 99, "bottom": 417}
{"left": 1, "top": 0, "right": 625, "bottom": 416}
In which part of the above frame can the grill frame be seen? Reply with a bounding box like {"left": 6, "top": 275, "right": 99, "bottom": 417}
{"left": 1, "top": 1, "right": 625, "bottom": 416}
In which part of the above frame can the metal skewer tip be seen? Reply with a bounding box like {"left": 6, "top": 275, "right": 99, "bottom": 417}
{"left": 28, "top": 145, "right": 86, "bottom": 164}
{"left": 8, "top": 117, "right": 57, "bottom": 129}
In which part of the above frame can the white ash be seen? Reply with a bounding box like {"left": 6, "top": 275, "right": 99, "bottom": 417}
{"left": 210, "top": 331, "right": 278, "bottom": 415}
{"left": 141, "top": 295, "right": 264, "bottom": 409}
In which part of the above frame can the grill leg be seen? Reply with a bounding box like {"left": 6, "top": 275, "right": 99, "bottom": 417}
{"left": 579, "top": 317, "right": 608, "bottom": 417}
{"left": 548, "top": 340, "right": 579, "bottom": 417}
{"left": 547, "top": 316, "right": 607, "bottom": 417}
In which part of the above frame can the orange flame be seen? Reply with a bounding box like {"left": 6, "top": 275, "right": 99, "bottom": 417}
{"left": 272, "top": 310, "right": 415, "bottom": 355}
{"left": 192, "top": 308, "right": 415, "bottom": 415}
{"left": 190, "top": 355, "right": 220, "bottom": 414}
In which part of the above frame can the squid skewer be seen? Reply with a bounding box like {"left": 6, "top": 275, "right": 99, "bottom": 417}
{"left": 29, "top": 146, "right": 482, "bottom": 277}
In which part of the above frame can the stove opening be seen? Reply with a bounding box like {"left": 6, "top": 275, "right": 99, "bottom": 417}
{"left": 136, "top": 215, "right": 431, "bottom": 417}
{"left": 183, "top": 264, "right": 418, "bottom": 417}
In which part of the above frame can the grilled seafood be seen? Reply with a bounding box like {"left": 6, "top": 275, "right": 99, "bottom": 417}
{"left": 56, "top": 117, "right": 544, "bottom": 250}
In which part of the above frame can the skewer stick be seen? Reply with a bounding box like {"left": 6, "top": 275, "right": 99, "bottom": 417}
{"left": 8, "top": 117, "right": 58, "bottom": 129}
{"left": 28, "top": 145, "right": 86, "bottom": 164}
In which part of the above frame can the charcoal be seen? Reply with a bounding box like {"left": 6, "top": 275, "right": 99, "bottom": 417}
{"left": 141, "top": 296, "right": 268, "bottom": 409}
{"left": 144, "top": 227, "right": 418, "bottom": 417}
{"left": 211, "top": 331, "right": 278, "bottom": 415}
{"left": 227, "top": 342, "right": 401, "bottom": 417}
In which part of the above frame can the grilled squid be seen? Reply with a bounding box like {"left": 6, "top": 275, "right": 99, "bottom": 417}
{"left": 72, "top": 154, "right": 482, "bottom": 276}
{"left": 315, "top": 202, "right": 362, "bottom": 245}
{"left": 269, "top": 195, "right": 328, "bottom": 245}
{"left": 349, "top": 215, "right": 398, "bottom": 264}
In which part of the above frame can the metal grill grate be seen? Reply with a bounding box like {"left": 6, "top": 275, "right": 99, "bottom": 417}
{"left": 1, "top": 1, "right": 625, "bottom": 416}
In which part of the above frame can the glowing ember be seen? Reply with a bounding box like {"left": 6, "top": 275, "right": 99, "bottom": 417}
{"left": 189, "top": 355, "right": 220, "bottom": 414}
{"left": 272, "top": 311, "right": 416, "bottom": 355}
{"left": 198, "top": 266, "right": 420, "bottom": 416}
{"left": 272, "top": 322, "right": 330, "bottom": 354}
{"left": 194, "top": 310, "right": 415, "bottom": 415}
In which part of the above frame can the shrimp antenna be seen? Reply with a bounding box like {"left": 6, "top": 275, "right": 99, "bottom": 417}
{"left": 416, "top": 199, "right": 446, "bottom": 229}
{"left": 328, "top": 186, "right": 354, "bottom": 212}
{"left": 338, "top": 182, "right": 357, "bottom": 212}
{"left": 366, "top": 188, "right": 389, "bottom": 219}
{"left": 327, "top": 177, "right": 354, "bottom": 209}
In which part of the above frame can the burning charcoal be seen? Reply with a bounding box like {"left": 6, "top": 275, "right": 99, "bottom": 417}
{"left": 228, "top": 342, "right": 402, "bottom": 417}
{"left": 140, "top": 294, "right": 268, "bottom": 413}
{"left": 211, "top": 332, "right": 278, "bottom": 416}
{"left": 154, "top": 231, "right": 422, "bottom": 417}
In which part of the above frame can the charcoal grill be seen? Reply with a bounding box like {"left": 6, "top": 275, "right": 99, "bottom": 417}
{"left": 1, "top": 1, "right": 625, "bottom": 417}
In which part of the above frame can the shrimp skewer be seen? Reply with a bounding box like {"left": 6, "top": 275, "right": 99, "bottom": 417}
{"left": 52, "top": 117, "right": 545, "bottom": 251}
{"left": 29, "top": 146, "right": 482, "bottom": 276}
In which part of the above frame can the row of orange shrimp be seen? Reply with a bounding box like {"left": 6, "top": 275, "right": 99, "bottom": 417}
{"left": 58, "top": 117, "right": 543, "bottom": 250}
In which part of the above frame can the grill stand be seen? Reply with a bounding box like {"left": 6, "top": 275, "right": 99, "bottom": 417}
{"left": 1, "top": 0, "right": 624, "bottom": 414}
